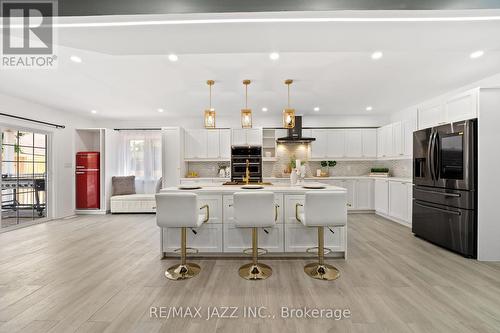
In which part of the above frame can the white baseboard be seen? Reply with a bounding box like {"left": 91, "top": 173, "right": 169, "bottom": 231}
{"left": 375, "top": 211, "right": 412, "bottom": 228}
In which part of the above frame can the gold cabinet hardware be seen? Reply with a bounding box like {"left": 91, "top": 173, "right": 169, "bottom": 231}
{"left": 200, "top": 204, "right": 210, "bottom": 223}
{"left": 295, "top": 203, "right": 304, "bottom": 222}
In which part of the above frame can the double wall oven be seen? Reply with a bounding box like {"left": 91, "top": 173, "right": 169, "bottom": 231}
{"left": 231, "top": 146, "right": 262, "bottom": 183}
{"left": 413, "top": 118, "right": 477, "bottom": 258}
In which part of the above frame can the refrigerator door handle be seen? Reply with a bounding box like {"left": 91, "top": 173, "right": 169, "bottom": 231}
{"left": 429, "top": 131, "right": 436, "bottom": 181}
{"left": 414, "top": 202, "right": 462, "bottom": 216}
{"left": 434, "top": 132, "right": 440, "bottom": 180}
{"left": 427, "top": 131, "right": 434, "bottom": 181}
{"left": 414, "top": 188, "right": 461, "bottom": 197}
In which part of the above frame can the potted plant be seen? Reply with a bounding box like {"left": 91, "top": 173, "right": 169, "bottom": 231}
{"left": 328, "top": 160, "right": 337, "bottom": 176}
{"left": 320, "top": 161, "right": 328, "bottom": 176}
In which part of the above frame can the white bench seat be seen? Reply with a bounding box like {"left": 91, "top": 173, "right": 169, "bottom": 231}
{"left": 110, "top": 194, "right": 156, "bottom": 213}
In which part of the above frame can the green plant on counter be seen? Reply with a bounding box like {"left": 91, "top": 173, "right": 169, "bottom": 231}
{"left": 328, "top": 160, "right": 337, "bottom": 168}
{"left": 371, "top": 167, "right": 389, "bottom": 173}
{"left": 320, "top": 161, "right": 328, "bottom": 168}
{"left": 290, "top": 155, "right": 296, "bottom": 169}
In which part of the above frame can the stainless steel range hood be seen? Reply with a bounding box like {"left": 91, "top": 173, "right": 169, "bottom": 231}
{"left": 276, "top": 116, "right": 315, "bottom": 143}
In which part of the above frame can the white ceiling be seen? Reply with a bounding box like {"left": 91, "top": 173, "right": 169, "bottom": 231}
{"left": 1, "top": 10, "right": 500, "bottom": 120}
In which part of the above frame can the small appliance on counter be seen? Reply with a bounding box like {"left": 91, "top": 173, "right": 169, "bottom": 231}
{"left": 412, "top": 118, "right": 477, "bottom": 258}
{"left": 75, "top": 152, "right": 100, "bottom": 209}
{"left": 230, "top": 146, "right": 262, "bottom": 183}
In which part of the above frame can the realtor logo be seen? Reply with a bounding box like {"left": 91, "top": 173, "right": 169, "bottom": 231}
{"left": 1, "top": 0, "right": 57, "bottom": 68}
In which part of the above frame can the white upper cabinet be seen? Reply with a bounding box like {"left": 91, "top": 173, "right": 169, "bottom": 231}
{"left": 206, "top": 130, "right": 220, "bottom": 158}
{"left": 231, "top": 128, "right": 262, "bottom": 146}
{"left": 219, "top": 129, "right": 231, "bottom": 159}
{"left": 361, "top": 129, "right": 377, "bottom": 158}
{"left": 445, "top": 89, "right": 478, "bottom": 123}
{"left": 402, "top": 119, "right": 415, "bottom": 157}
{"left": 417, "top": 88, "right": 478, "bottom": 130}
{"left": 327, "top": 130, "right": 345, "bottom": 158}
{"left": 311, "top": 128, "right": 377, "bottom": 159}
{"left": 344, "top": 130, "right": 362, "bottom": 158}
{"left": 418, "top": 103, "right": 446, "bottom": 129}
{"left": 246, "top": 129, "right": 263, "bottom": 146}
{"left": 184, "top": 129, "right": 205, "bottom": 159}
{"left": 184, "top": 129, "right": 231, "bottom": 160}
{"left": 376, "top": 120, "right": 413, "bottom": 159}
{"left": 392, "top": 121, "right": 403, "bottom": 156}
{"left": 311, "top": 129, "right": 328, "bottom": 158}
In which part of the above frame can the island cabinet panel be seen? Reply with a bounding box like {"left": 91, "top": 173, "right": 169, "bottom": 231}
{"left": 198, "top": 195, "right": 223, "bottom": 224}
{"left": 163, "top": 224, "right": 223, "bottom": 252}
{"left": 283, "top": 194, "right": 346, "bottom": 253}
{"left": 223, "top": 224, "right": 284, "bottom": 253}
{"left": 223, "top": 194, "right": 283, "bottom": 224}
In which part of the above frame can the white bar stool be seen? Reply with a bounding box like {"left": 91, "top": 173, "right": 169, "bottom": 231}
{"left": 155, "top": 192, "right": 209, "bottom": 281}
{"left": 233, "top": 191, "right": 278, "bottom": 280}
{"left": 295, "top": 191, "right": 347, "bottom": 281}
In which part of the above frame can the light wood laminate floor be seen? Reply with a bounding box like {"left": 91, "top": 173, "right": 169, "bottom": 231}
{"left": 0, "top": 214, "right": 499, "bottom": 333}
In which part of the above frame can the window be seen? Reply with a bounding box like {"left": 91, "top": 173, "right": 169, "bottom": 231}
{"left": 118, "top": 132, "right": 161, "bottom": 193}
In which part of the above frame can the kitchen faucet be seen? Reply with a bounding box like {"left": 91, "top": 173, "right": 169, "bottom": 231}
{"left": 242, "top": 159, "right": 250, "bottom": 185}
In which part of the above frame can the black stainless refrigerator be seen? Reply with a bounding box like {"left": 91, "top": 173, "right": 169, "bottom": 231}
{"left": 412, "top": 118, "right": 477, "bottom": 258}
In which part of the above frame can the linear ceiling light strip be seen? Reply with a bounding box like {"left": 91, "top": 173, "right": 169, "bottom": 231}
{"left": 48, "top": 15, "right": 500, "bottom": 28}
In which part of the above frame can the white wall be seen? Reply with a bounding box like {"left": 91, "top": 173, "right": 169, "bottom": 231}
{"left": 388, "top": 71, "right": 500, "bottom": 261}
{"left": 0, "top": 93, "right": 94, "bottom": 219}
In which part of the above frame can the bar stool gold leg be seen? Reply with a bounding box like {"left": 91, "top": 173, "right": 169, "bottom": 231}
{"left": 238, "top": 227, "right": 272, "bottom": 280}
{"left": 165, "top": 227, "right": 201, "bottom": 280}
{"left": 304, "top": 227, "right": 340, "bottom": 281}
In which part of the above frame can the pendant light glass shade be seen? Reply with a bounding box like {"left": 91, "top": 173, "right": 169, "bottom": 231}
{"left": 241, "top": 80, "right": 252, "bottom": 128}
{"left": 241, "top": 109, "right": 252, "bottom": 128}
{"left": 283, "top": 108, "right": 295, "bottom": 128}
{"left": 283, "top": 79, "right": 295, "bottom": 129}
{"left": 204, "top": 80, "right": 216, "bottom": 128}
{"left": 204, "top": 109, "right": 216, "bottom": 128}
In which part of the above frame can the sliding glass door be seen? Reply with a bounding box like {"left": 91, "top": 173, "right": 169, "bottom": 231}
{"left": 1, "top": 128, "right": 48, "bottom": 229}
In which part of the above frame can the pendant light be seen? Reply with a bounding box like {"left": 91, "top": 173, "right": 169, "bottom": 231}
{"left": 241, "top": 79, "right": 252, "bottom": 128}
{"left": 204, "top": 80, "right": 216, "bottom": 128}
{"left": 283, "top": 79, "right": 295, "bottom": 129}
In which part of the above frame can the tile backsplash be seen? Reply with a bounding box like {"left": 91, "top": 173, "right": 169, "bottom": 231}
{"left": 185, "top": 144, "right": 412, "bottom": 179}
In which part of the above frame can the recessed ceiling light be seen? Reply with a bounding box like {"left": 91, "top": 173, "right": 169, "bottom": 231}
{"left": 262, "top": 107, "right": 268, "bottom": 112}
{"left": 313, "top": 107, "right": 320, "bottom": 112}
{"left": 70, "top": 55, "right": 82, "bottom": 63}
{"left": 470, "top": 50, "right": 484, "bottom": 59}
{"left": 91, "top": 110, "right": 97, "bottom": 114}
{"left": 168, "top": 54, "right": 178, "bottom": 62}
{"left": 366, "top": 106, "right": 373, "bottom": 111}
{"left": 269, "top": 52, "right": 280, "bottom": 60}
{"left": 371, "top": 51, "right": 383, "bottom": 60}
{"left": 157, "top": 108, "right": 164, "bottom": 113}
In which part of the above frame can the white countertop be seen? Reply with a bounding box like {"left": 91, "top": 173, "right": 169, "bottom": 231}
{"left": 181, "top": 176, "right": 412, "bottom": 183}
{"left": 162, "top": 183, "right": 347, "bottom": 194}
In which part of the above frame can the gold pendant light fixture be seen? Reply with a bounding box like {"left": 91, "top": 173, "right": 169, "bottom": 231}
{"left": 283, "top": 79, "right": 295, "bottom": 129}
{"left": 204, "top": 80, "right": 216, "bottom": 128}
{"left": 241, "top": 79, "right": 252, "bottom": 128}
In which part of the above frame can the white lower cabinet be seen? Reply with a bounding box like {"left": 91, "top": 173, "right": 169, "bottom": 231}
{"left": 374, "top": 179, "right": 389, "bottom": 214}
{"left": 355, "top": 179, "right": 374, "bottom": 210}
{"left": 375, "top": 180, "right": 412, "bottom": 225}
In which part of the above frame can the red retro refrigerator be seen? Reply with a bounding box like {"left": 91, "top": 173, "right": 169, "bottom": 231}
{"left": 75, "top": 152, "right": 100, "bottom": 209}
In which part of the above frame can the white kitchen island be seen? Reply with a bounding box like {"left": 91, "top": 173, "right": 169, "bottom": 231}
{"left": 159, "top": 184, "right": 347, "bottom": 258}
